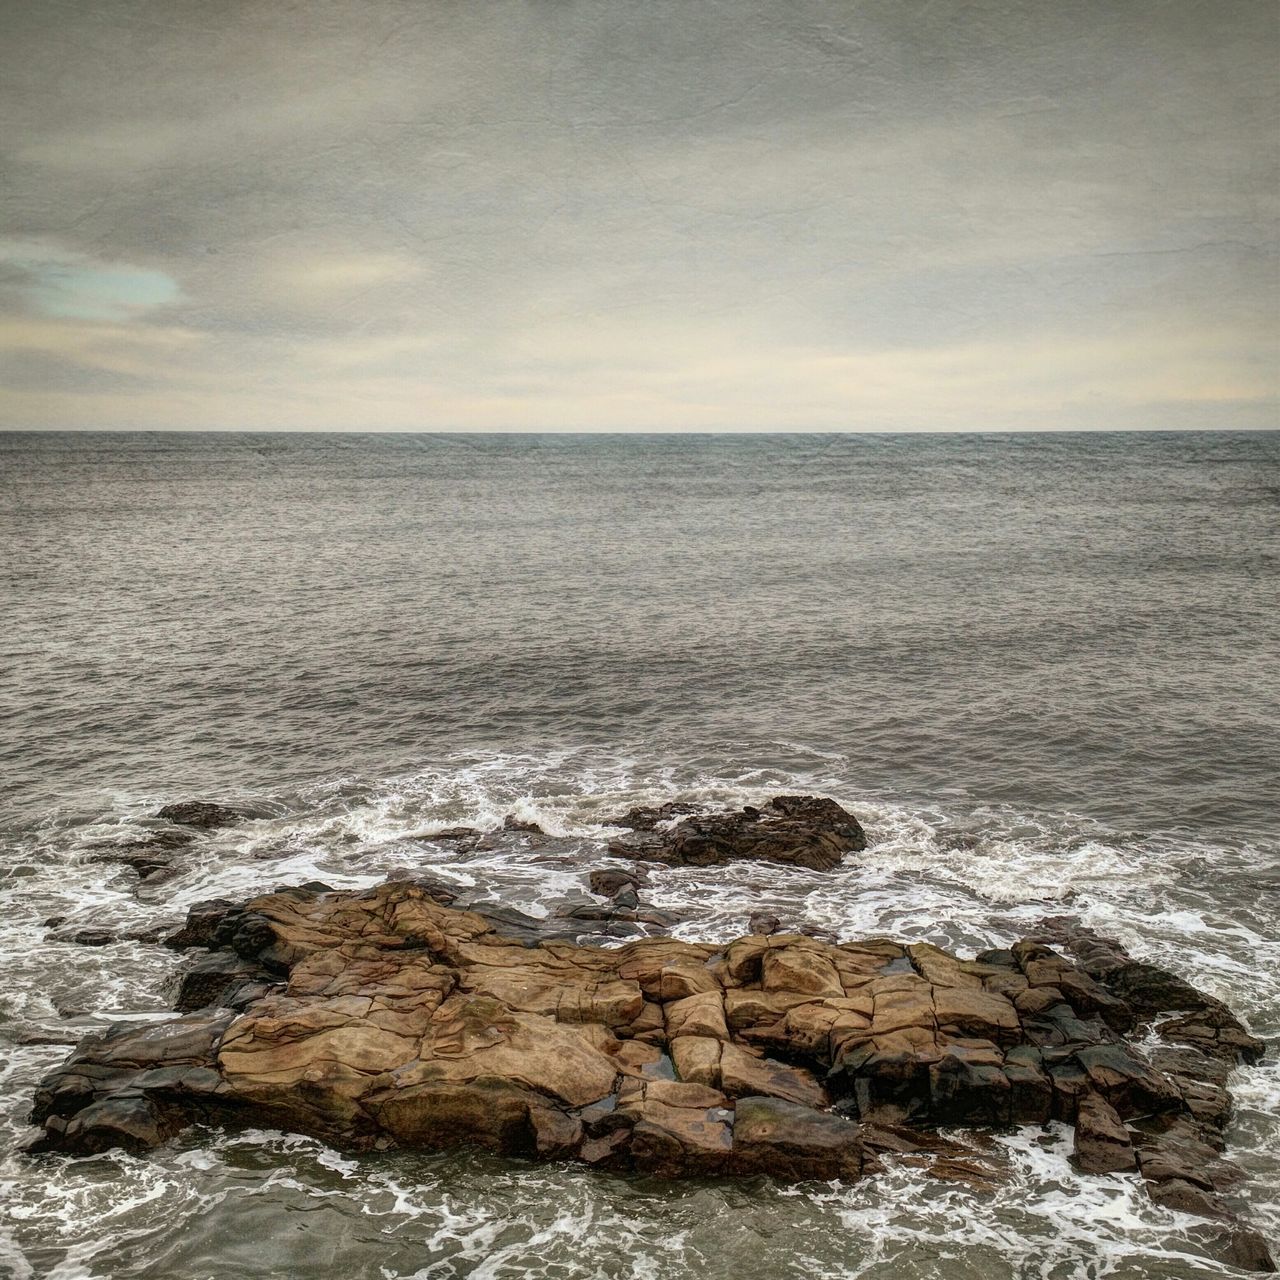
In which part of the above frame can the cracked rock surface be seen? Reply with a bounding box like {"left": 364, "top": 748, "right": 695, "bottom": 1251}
{"left": 25, "top": 870, "right": 1271, "bottom": 1270}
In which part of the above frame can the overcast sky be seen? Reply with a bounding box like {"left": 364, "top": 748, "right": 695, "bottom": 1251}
{"left": 1, "top": 0, "right": 1276, "bottom": 431}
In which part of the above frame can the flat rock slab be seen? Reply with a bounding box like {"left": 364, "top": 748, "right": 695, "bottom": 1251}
{"left": 23, "top": 879, "right": 1272, "bottom": 1269}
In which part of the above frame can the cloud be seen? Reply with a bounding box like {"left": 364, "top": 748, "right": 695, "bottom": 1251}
{"left": 0, "top": 240, "right": 181, "bottom": 323}
{"left": 0, "top": 0, "right": 1275, "bottom": 429}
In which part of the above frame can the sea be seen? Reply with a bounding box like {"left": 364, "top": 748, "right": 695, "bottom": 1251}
{"left": 0, "top": 430, "right": 1277, "bottom": 1279}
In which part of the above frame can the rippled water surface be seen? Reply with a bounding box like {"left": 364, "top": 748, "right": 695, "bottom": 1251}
{"left": 1, "top": 431, "right": 1277, "bottom": 1279}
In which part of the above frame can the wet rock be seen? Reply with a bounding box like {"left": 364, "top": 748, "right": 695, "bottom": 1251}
{"left": 49, "top": 923, "right": 172, "bottom": 948}
{"left": 172, "top": 951, "right": 277, "bottom": 1012}
{"left": 61, "top": 928, "right": 118, "bottom": 947}
{"left": 606, "top": 801, "right": 704, "bottom": 831}
{"left": 1072, "top": 1094, "right": 1136, "bottom": 1173}
{"left": 429, "top": 826, "right": 483, "bottom": 843}
{"left": 609, "top": 794, "right": 866, "bottom": 873}
{"left": 380, "top": 872, "right": 455, "bottom": 904}
{"left": 32, "top": 1096, "right": 187, "bottom": 1156}
{"left": 1033, "top": 918, "right": 1264, "bottom": 1064}
{"left": 729, "top": 1095, "right": 863, "bottom": 1180}
{"left": 88, "top": 842, "right": 188, "bottom": 880}
{"left": 460, "top": 904, "right": 583, "bottom": 947}
{"left": 748, "top": 912, "right": 781, "bottom": 936}
{"left": 23, "top": 881, "right": 1264, "bottom": 1237}
{"left": 558, "top": 897, "right": 682, "bottom": 933}
{"left": 154, "top": 801, "right": 244, "bottom": 829}
{"left": 502, "top": 815, "right": 545, "bottom": 834}
{"left": 589, "top": 869, "right": 641, "bottom": 897}
{"left": 164, "top": 899, "right": 240, "bottom": 950}
{"left": 1195, "top": 1226, "right": 1277, "bottom": 1274}
{"left": 1146, "top": 1177, "right": 1231, "bottom": 1219}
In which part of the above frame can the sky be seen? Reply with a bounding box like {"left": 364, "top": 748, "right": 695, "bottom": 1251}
{"left": 1, "top": 0, "right": 1276, "bottom": 432}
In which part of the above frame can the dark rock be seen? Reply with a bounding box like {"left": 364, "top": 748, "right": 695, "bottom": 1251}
{"left": 503, "top": 815, "right": 545, "bottom": 835}
{"left": 49, "top": 923, "right": 170, "bottom": 948}
{"left": 1004, "top": 1052, "right": 1054, "bottom": 1123}
{"left": 154, "top": 801, "right": 244, "bottom": 830}
{"left": 27, "top": 1096, "right": 184, "bottom": 1156}
{"left": 63, "top": 929, "right": 118, "bottom": 947}
{"left": 928, "top": 1047, "right": 1011, "bottom": 1125}
{"left": 88, "top": 846, "right": 183, "bottom": 879}
{"left": 164, "top": 899, "right": 240, "bottom": 950}
{"left": 172, "top": 951, "right": 275, "bottom": 1012}
{"left": 216, "top": 910, "right": 283, "bottom": 968}
{"left": 607, "top": 801, "right": 704, "bottom": 831}
{"left": 1072, "top": 1093, "right": 1136, "bottom": 1173}
{"left": 609, "top": 794, "right": 866, "bottom": 873}
{"left": 1032, "top": 918, "right": 1264, "bottom": 1064}
{"left": 748, "top": 913, "right": 781, "bottom": 936}
{"left": 1146, "top": 1177, "right": 1231, "bottom": 1219}
{"left": 467, "top": 904, "right": 583, "bottom": 946}
{"left": 1133, "top": 1117, "right": 1246, "bottom": 1196}
{"left": 1072, "top": 1043, "right": 1183, "bottom": 1117}
{"left": 589, "top": 869, "right": 641, "bottom": 897}
{"left": 429, "top": 826, "right": 483, "bottom": 843}
{"left": 1195, "top": 1226, "right": 1277, "bottom": 1274}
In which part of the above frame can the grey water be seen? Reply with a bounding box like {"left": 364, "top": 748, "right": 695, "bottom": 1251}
{"left": 0, "top": 430, "right": 1277, "bottom": 1279}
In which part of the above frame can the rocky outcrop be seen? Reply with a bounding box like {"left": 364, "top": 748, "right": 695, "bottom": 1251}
{"left": 607, "top": 801, "right": 706, "bottom": 831}
{"left": 24, "top": 877, "right": 1270, "bottom": 1273}
{"left": 154, "top": 801, "right": 245, "bottom": 829}
{"left": 83, "top": 802, "right": 246, "bottom": 884}
{"left": 87, "top": 829, "right": 197, "bottom": 881}
{"left": 608, "top": 795, "right": 867, "bottom": 872}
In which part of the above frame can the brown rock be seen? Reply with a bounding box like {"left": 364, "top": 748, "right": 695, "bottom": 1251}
{"left": 932, "top": 987, "right": 1020, "bottom": 1044}
{"left": 24, "top": 877, "right": 1263, "bottom": 1222}
{"left": 670, "top": 1035, "right": 722, "bottom": 1087}
{"left": 664, "top": 992, "right": 729, "bottom": 1041}
{"left": 730, "top": 1095, "right": 863, "bottom": 1180}
{"left": 1073, "top": 1094, "right": 1136, "bottom": 1173}
{"left": 762, "top": 945, "right": 844, "bottom": 998}
{"left": 588, "top": 869, "right": 641, "bottom": 897}
{"left": 719, "top": 1042, "right": 827, "bottom": 1108}
{"left": 626, "top": 1097, "right": 732, "bottom": 1175}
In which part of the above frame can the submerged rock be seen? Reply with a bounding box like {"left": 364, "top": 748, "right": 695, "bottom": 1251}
{"left": 88, "top": 829, "right": 197, "bottom": 881}
{"left": 609, "top": 794, "right": 867, "bottom": 872}
{"left": 22, "top": 880, "right": 1270, "bottom": 1265}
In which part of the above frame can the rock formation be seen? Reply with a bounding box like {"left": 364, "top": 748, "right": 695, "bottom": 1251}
{"left": 84, "top": 799, "right": 246, "bottom": 883}
{"left": 28, "top": 795, "right": 1273, "bottom": 1272}
{"left": 153, "top": 801, "right": 245, "bottom": 830}
{"left": 608, "top": 795, "right": 867, "bottom": 871}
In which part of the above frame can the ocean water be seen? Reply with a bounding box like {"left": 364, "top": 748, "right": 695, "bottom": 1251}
{"left": 0, "top": 430, "right": 1277, "bottom": 1279}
